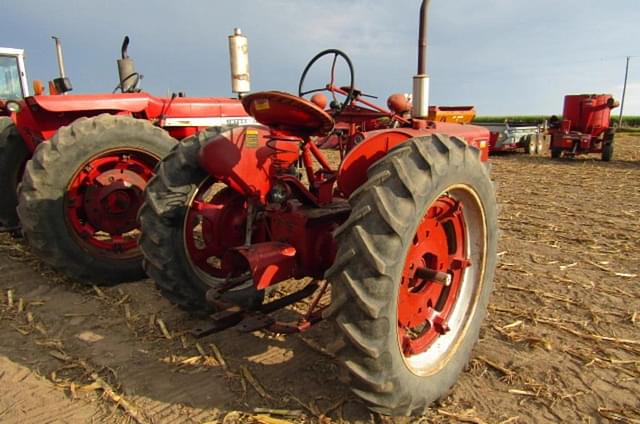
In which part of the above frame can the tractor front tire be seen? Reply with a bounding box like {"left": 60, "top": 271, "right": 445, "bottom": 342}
{"left": 0, "top": 117, "right": 30, "bottom": 232}
{"left": 139, "top": 127, "right": 263, "bottom": 311}
{"left": 551, "top": 148, "right": 562, "bottom": 159}
{"left": 17, "top": 114, "right": 177, "bottom": 284}
{"left": 326, "top": 134, "right": 497, "bottom": 415}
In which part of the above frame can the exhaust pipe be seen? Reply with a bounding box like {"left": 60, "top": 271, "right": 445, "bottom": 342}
{"left": 412, "top": 0, "right": 430, "bottom": 118}
{"left": 50, "top": 36, "right": 72, "bottom": 94}
{"left": 228, "top": 28, "right": 251, "bottom": 98}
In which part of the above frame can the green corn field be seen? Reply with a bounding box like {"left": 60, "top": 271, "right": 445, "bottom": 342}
{"left": 473, "top": 115, "right": 640, "bottom": 129}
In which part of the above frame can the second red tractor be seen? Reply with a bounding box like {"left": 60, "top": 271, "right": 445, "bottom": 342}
{"left": 139, "top": 0, "right": 498, "bottom": 415}
{"left": 0, "top": 34, "right": 252, "bottom": 283}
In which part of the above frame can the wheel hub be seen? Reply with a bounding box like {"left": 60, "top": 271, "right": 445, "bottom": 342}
{"left": 398, "top": 195, "right": 470, "bottom": 357}
{"left": 65, "top": 150, "right": 157, "bottom": 257}
{"left": 83, "top": 168, "right": 146, "bottom": 234}
{"left": 184, "top": 182, "right": 249, "bottom": 280}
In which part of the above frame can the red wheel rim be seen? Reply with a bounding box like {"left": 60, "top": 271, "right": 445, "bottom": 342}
{"left": 183, "top": 179, "right": 249, "bottom": 283}
{"left": 65, "top": 148, "right": 158, "bottom": 259}
{"left": 398, "top": 195, "right": 471, "bottom": 358}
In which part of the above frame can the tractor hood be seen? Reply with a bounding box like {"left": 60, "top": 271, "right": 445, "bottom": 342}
{"left": 25, "top": 93, "right": 249, "bottom": 120}
{"left": 26, "top": 93, "right": 152, "bottom": 113}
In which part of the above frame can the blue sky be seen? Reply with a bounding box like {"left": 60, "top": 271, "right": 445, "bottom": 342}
{"left": 3, "top": 0, "right": 639, "bottom": 115}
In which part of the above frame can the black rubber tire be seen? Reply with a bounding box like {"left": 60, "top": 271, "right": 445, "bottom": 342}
{"left": 602, "top": 131, "right": 614, "bottom": 162}
{"left": 139, "top": 127, "right": 263, "bottom": 311}
{"left": 17, "top": 114, "right": 177, "bottom": 284}
{"left": 325, "top": 134, "right": 498, "bottom": 416}
{"left": 0, "top": 117, "right": 30, "bottom": 231}
{"left": 551, "top": 148, "right": 562, "bottom": 159}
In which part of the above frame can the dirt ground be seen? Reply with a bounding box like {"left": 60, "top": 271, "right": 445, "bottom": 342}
{"left": 1, "top": 134, "right": 639, "bottom": 424}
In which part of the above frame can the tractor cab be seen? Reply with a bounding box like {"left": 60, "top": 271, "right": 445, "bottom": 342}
{"left": 0, "top": 48, "right": 29, "bottom": 114}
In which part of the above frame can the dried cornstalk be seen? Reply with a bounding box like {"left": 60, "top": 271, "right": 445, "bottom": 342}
{"left": 210, "top": 343, "right": 228, "bottom": 371}
{"left": 476, "top": 356, "right": 517, "bottom": 382}
{"left": 156, "top": 318, "right": 172, "bottom": 339}
{"left": 506, "top": 284, "right": 579, "bottom": 305}
{"left": 437, "top": 409, "right": 488, "bottom": 424}
{"left": 253, "top": 415, "right": 295, "bottom": 424}
{"left": 85, "top": 374, "right": 149, "bottom": 424}
{"left": 195, "top": 342, "right": 207, "bottom": 357}
{"left": 509, "top": 389, "right": 538, "bottom": 397}
{"left": 114, "top": 294, "right": 130, "bottom": 305}
{"left": 542, "top": 320, "right": 640, "bottom": 346}
{"left": 240, "top": 366, "right": 271, "bottom": 399}
{"left": 92, "top": 285, "right": 107, "bottom": 299}
{"left": 597, "top": 407, "right": 640, "bottom": 424}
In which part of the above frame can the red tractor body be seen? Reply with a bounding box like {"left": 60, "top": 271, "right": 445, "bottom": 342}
{"left": 195, "top": 103, "right": 489, "bottom": 290}
{"left": 549, "top": 94, "right": 618, "bottom": 160}
{"left": 13, "top": 93, "right": 250, "bottom": 151}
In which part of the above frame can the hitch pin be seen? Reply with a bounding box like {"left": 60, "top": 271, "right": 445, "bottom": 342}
{"left": 415, "top": 267, "right": 452, "bottom": 286}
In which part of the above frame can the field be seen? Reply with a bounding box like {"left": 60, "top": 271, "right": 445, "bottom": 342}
{"left": 473, "top": 116, "right": 640, "bottom": 128}
{"left": 0, "top": 135, "right": 639, "bottom": 423}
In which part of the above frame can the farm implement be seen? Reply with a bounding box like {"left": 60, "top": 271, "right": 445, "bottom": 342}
{"left": 479, "top": 120, "right": 545, "bottom": 155}
{"left": 549, "top": 94, "right": 618, "bottom": 161}
{"left": 0, "top": 33, "right": 252, "bottom": 283}
{"left": 139, "top": 0, "right": 497, "bottom": 415}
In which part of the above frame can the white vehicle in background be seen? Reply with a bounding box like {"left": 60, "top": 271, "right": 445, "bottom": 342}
{"left": 0, "top": 48, "right": 29, "bottom": 106}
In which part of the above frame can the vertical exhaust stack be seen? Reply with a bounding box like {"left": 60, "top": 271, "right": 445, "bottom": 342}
{"left": 412, "top": 0, "right": 430, "bottom": 118}
{"left": 51, "top": 36, "right": 73, "bottom": 94}
{"left": 117, "top": 36, "right": 139, "bottom": 93}
{"left": 228, "top": 28, "right": 251, "bottom": 98}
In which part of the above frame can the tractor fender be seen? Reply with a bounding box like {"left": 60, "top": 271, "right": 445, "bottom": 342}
{"left": 197, "top": 125, "right": 279, "bottom": 203}
{"left": 26, "top": 93, "right": 152, "bottom": 114}
{"left": 337, "top": 123, "right": 490, "bottom": 197}
{"left": 337, "top": 129, "right": 413, "bottom": 197}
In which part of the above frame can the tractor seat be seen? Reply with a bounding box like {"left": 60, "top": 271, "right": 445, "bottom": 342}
{"left": 241, "top": 91, "right": 334, "bottom": 137}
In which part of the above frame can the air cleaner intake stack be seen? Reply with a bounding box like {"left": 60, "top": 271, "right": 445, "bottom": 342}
{"left": 412, "top": 0, "right": 430, "bottom": 118}
{"left": 228, "top": 28, "right": 251, "bottom": 97}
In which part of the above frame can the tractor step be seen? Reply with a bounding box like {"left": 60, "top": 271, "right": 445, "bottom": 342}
{"left": 191, "top": 280, "right": 320, "bottom": 338}
{"left": 190, "top": 304, "right": 244, "bottom": 338}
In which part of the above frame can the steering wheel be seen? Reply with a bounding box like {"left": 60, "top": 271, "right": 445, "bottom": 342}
{"left": 298, "top": 49, "right": 355, "bottom": 114}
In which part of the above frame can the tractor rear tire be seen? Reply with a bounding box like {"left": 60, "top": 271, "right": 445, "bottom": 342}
{"left": 17, "top": 114, "right": 177, "bottom": 284}
{"left": 0, "top": 117, "right": 30, "bottom": 232}
{"left": 326, "top": 134, "right": 497, "bottom": 415}
{"left": 139, "top": 127, "right": 263, "bottom": 311}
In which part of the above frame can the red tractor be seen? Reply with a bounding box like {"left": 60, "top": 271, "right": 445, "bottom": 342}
{"left": 0, "top": 33, "right": 252, "bottom": 284}
{"left": 139, "top": 1, "right": 497, "bottom": 415}
{"left": 549, "top": 94, "right": 618, "bottom": 161}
